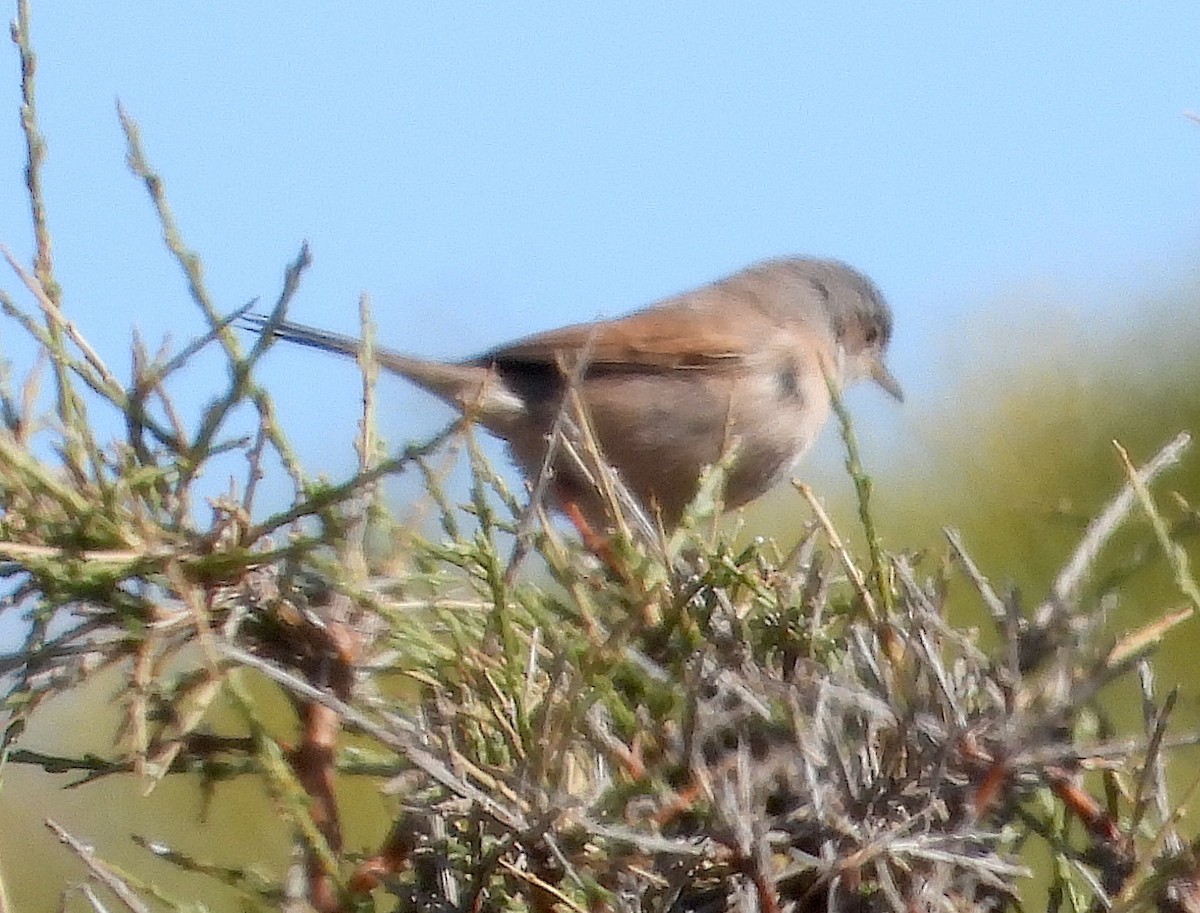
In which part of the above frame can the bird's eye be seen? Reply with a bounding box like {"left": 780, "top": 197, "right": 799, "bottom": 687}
{"left": 863, "top": 325, "right": 879, "bottom": 346}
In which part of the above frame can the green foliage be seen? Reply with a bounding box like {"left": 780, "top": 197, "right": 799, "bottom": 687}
{"left": 3, "top": 5, "right": 1200, "bottom": 913}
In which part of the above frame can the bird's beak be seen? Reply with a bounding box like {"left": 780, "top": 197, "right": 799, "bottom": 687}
{"left": 872, "top": 360, "right": 904, "bottom": 402}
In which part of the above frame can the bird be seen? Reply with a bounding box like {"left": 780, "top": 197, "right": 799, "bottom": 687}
{"left": 245, "top": 257, "right": 901, "bottom": 532}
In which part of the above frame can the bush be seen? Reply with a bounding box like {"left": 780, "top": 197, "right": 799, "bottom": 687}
{"left": 3, "top": 6, "right": 1199, "bottom": 912}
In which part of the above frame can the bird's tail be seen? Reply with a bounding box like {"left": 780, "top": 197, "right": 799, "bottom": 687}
{"left": 241, "top": 314, "right": 504, "bottom": 416}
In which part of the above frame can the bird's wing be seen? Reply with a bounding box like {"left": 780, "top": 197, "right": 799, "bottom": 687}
{"left": 477, "top": 304, "right": 762, "bottom": 373}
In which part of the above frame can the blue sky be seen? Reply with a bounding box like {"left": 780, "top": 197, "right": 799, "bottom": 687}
{"left": 0, "top": 4, "right": 1197, "bottom": 488}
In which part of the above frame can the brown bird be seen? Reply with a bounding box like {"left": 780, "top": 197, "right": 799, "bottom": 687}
{"left": 246, "top": 257, "right": 901, "bottom": 531}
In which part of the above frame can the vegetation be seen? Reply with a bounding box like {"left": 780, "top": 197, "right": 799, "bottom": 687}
{"left": 3, "top": 5, "right": 1200, "bottom": 912}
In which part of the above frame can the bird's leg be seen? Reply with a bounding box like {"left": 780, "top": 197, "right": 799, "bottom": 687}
{"left": 562, "top": 498, "right": 625, "bottom": 575}
{"left": 562, "top": 499, "right": 664, "bottom": 630}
